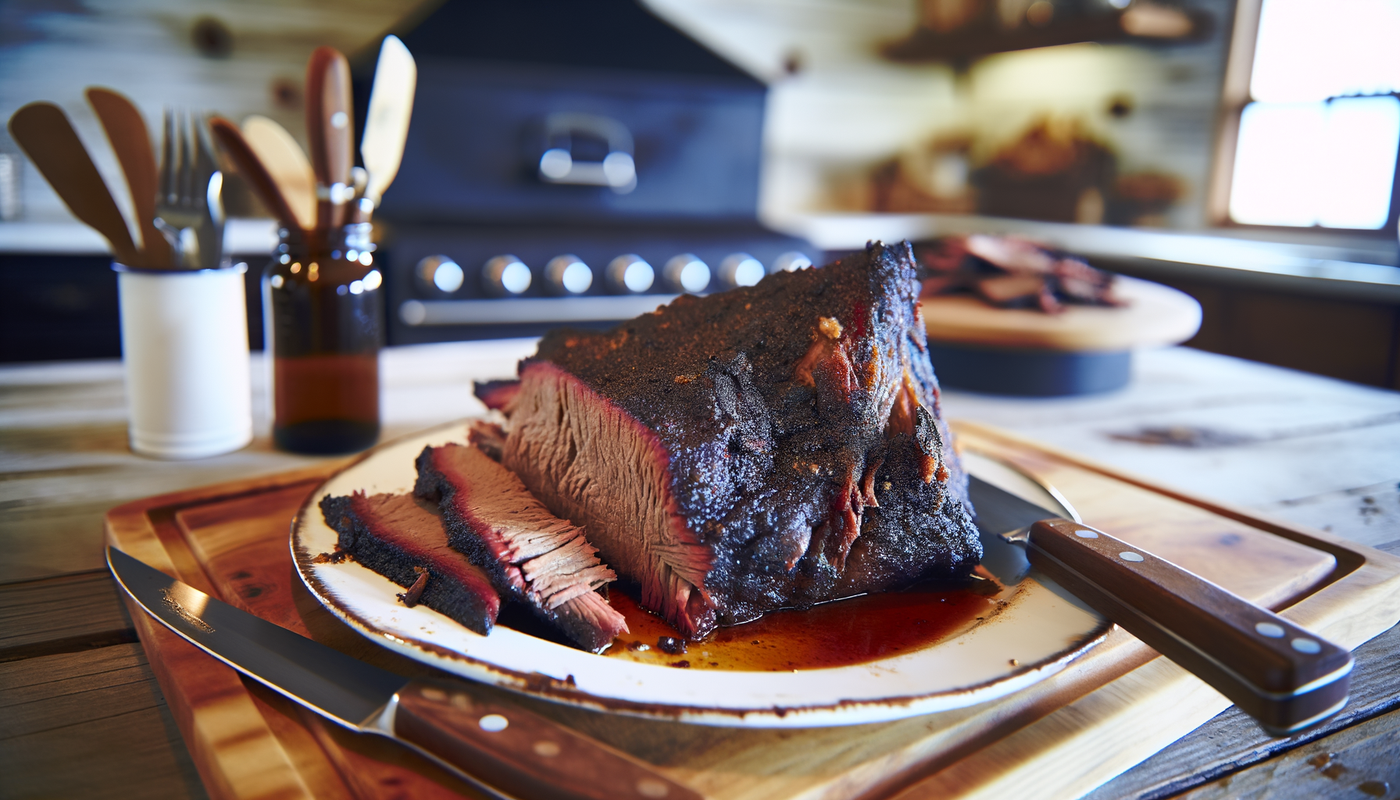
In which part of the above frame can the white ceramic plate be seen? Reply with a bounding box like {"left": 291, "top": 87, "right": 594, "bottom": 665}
{"left": 292, "top": 420, "right": 1109, "bottom": 727}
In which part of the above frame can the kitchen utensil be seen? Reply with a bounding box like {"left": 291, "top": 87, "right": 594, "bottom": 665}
{"left": 241, "top": 114, "right": 316, "bottom": 232}
{"left": 208, "top": 116, "right": 302, "bottom": 234}
{"left": 7, "top": 102, "right": 140, "bottom": 265}
{"left": 86, "top": 87, "right": 171, "bottom": 268}
{"left": 968, "top": 474, "right": 1353, "bottom": 735}
{"left": 155, "top": 108, "right": 224, "bottom": 269}
{"left": 359, "top": 34, "right": 416, "bottom": 219}
{"left": 306, "top": 46, "right": 354, "bottom": 233}
{"left": 108, "top": 546, "right": 700, "bottom": 800}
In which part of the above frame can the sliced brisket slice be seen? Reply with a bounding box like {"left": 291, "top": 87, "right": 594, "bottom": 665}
{"left": 320, "top": 492, "right": 500, "bottom": 635}
{"left": 499, "top": 240, "right": 982, "bottom": 639}
{"left": 414, "top": 442, "right": 627, "bottom": 652}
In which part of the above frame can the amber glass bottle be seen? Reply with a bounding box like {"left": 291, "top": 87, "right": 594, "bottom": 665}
{"left": 262, "top": 223, "right": 383, "bottom": 454}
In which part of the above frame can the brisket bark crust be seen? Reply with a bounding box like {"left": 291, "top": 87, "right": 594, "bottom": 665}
{"left": 415, "top": 442, "right": 628, "bottom": 652}
{"left": 500, "top": 241, "right": 982, "bottom": 639}
{"left": 320, "top": 492, "right": 501, "bottom": 635}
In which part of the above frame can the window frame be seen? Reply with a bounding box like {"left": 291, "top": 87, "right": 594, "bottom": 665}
{"left": 1207, "top": 0, "right": 1400, "bottom": 237}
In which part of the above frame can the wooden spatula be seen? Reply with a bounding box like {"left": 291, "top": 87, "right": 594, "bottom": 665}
{"left": 208, "top": 116, "right": 302, "bottom": 236}
{"left": 359, "top": 35, "right": 416, "bottom": 220}
{"left": 305, "top": 46, "right": 354, "bottom": 234}
{"left": 241, "top": 115, "right": 316, "bottom": 233}
{"left": 8, "top": 102, "right": 140, "bottom": 265}
{"left": 86, "top": 88, "right": 171, "bottom": 268}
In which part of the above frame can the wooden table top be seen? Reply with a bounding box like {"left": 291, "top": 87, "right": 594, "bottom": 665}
{"left": 3, "top": 341, "right": 1398, "bottom": 799}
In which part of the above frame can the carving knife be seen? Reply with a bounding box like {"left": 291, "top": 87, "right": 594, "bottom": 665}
{"left": 108, "top": 547, "right": 699, "bottom": 800}
{"left": 968, "top": 474, "right": 1353, "bottom": 736}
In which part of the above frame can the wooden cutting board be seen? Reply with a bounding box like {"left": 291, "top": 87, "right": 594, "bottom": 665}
{"left": 922, "top": 276, "right": 1203, "bottom": 352}
{"left": 104, "top": 421, "right": 1400, "bottom": 800}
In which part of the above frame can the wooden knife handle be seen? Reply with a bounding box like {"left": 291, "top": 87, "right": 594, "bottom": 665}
{"left": 393, "top": 680, "right": 702, "bottom": 800}
{"left": 1026, "top": 518, "right": 1353, "bottom": 736}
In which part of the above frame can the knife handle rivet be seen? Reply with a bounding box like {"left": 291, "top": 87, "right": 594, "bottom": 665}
{"left": 1119, "top": 551, "right": 1144, "bottom": 562}
{"left": 420, "top": 687, "right": 448, "bottom": 701}
{"left": 636, "top": 778, "right": 670, "bottom": 798}
{"left": 534, "top": 740, "right": 561, "bottom": 757}
{"left": 478, "top": 713, "right": 509, "bottom": 732}
{"left": 1255, "top": 621, "right": 1286, "bottom": 638}
{"left": 1074, "top": 529, "right": 1099, "bottom": 539}
{"left": 1292, "top": 637, "right": 1322, "bottom": 654}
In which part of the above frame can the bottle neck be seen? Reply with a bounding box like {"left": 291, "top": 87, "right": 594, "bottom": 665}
{"left": 277, "top": 224, "right": 373, "bottom": 260}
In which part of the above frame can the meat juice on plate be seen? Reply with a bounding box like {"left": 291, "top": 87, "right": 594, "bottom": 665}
{"left": 594, "top": 572, "right": 1005, "bottom": 671}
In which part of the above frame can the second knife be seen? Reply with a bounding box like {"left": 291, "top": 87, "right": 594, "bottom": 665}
{"left": 969, "top": 474, "right": 1353, "bottom": 736}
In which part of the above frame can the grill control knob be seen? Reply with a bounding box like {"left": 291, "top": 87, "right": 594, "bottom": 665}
{"left": 416, "top": 255, "right": 465, "bottom": 294}
{"left": 606, "top": 254, "right": 655, "bottom": 294}
{"left": 770, "top": 251, "right": 814, "bottom": 274}
{"left": 663, "top": 253, "right": 710, "bottom": 293}
{"left": 544, "top": 254, "right": 593, "bottom": 295}
{"left": 719, "top": 252, "right": 765, "bottom": 288}
{"left": 482, "top": 255, "right": 532, "bottom": 296}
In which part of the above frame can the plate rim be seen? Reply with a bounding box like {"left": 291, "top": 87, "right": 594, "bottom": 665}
{"left": 291, "top": 419, "right": 1111, "bottom": 727}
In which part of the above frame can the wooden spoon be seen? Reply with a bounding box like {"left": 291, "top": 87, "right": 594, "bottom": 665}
{"left": 359, "top": 35, "right": 416, "bottom": 219}
{"left": 207, "top": 116, "right": 302, "bottom": 235}
{"left": 305, "top": 46, "right": 353, "bottom": 234}
{"left": 241, "top": 115, "right": 316, "bottom": 233}
{"left": 86, "top": 88, "right": 171, "bottom": 268}
{"left": 7, "top": 102, "right": 140, "bottom": 265}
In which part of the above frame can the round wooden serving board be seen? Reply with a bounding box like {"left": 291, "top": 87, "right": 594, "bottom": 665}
{"left": 922, "top": 275, "right": 1203, "bottom": 353}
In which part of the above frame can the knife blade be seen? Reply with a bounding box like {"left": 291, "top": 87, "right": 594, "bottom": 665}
{"left": 968, "top": 474, "right": 1353, "bottom": 736}
{"left": 107, "top": 547, "right": 699, "bottom": 800}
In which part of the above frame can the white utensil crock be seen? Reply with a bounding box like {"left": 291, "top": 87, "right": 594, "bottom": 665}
{"left": 115, "top": 262, "right": 253, "bottom": 459}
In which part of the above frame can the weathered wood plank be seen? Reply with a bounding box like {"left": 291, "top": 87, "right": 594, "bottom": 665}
{"left": 0, "top": 341, "right": 536, "bottom": 584}
{"left": 1085, "top": 613, "right": 1400, "bottom": 800}
{"left": 1171, "top": 710, "right": 1400, "bottom": 800}
{"left": 0, "top": 643, "right": 209, "bottom": 800}
{"left": 0, "top": 569, "right": 134, "bottom": 660}
{"left": 1262, "top": 479, "right": 1400, "bottom": 552}
{"left": 940, "top": 347, "right": 1400, "bottom": 513}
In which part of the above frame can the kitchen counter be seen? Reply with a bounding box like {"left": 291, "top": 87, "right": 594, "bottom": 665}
{"left": 2, "top": 341, "right": 1398, "bottom": 798}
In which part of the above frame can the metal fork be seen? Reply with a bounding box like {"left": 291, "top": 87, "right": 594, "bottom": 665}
{"left": 155, "top": 108, "right": 225, "bottom": 269}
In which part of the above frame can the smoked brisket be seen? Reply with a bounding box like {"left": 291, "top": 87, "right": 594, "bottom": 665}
{"left": 499, "top": 241, "right": 982, "bottom": 639}
{"left": 320, "top": 492, "right": 501, "bottom": 635}
{"left": 414, "top": 442, "right": 627, "bottom": 652}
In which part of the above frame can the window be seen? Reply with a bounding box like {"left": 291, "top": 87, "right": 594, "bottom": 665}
{"left": 1213, "top": 0, "right": 1400, "bottom": 232}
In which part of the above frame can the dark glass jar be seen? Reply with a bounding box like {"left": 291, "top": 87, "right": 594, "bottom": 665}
{"left": 262, "top": 223, "right": 383, "bottom": 454}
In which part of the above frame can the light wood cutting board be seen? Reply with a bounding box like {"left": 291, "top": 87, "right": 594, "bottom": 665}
{"left": 104, "top": 421, "right": 1400, "bottom": 800}
{"left": 923, "top": 276, "right": 1203, "bottom": 352}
